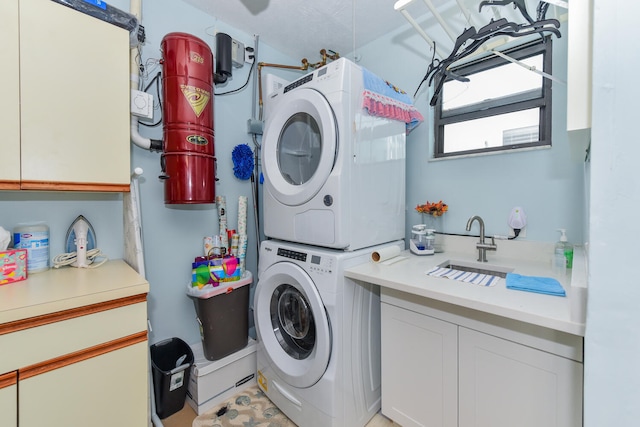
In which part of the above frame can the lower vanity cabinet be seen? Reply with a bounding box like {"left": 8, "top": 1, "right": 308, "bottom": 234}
{"left": 0, "top": 295, "right": 149, "bottom": 427}
{"left": 19, "top": 339, "right": 148, "bottom": 426}
{"left": 0, "top": 372, "right": 17, "bottom": 427}
{"left": 458, "top": 327, "right": 583, "bottom": 427}
{"left": 381, "top": 289, "right": 583, "bottom": 427}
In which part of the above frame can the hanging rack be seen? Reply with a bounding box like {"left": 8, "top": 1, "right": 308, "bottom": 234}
{"left": 395, "top": 0, "right": 568, "bottom": 103}
{"left": 491, "top": 48, "right": 565, "bottom": 84}
{"left": 395, "top": 0, "right": 567, "bottom": 63}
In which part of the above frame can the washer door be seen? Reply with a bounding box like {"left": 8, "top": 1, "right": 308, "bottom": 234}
{"left": 254, "top": 261, "right": 332, "bottom": 388}
{"left": 262, "top": 88, "right": 338, "bottom": 207}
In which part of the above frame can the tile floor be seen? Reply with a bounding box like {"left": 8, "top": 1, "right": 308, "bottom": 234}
{"left": 161, "top": 402, "right": 401, "bottom": 427}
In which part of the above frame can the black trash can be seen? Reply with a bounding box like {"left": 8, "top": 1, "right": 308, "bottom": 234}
{"left": 150, "top": 337, "right": 194, "bottom": 419}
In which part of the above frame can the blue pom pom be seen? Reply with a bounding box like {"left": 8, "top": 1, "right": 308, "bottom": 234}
{"left": 232, "top": 144, "right": 254, "bottom": 180}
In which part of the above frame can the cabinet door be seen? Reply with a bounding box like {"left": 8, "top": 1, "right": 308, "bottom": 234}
{"left": 0, "top": 0, "right": 21, "bottom": 189}
{"left": 567, "top": 0, "right": 593, "bottom": 132}
{"left": 458, "top": 327, "right": 583, "bottom": 427}
{"left": 381, "top": 302, "right": 458, "bottom": 427}
{"left": 19, "top": 339, "right": 149, "bottom": 427}
{"left": 19, "top": 0, "right": 131, "bottom": 191}
{"left": 0, "top": 372, "right": 17, "bottom": 427}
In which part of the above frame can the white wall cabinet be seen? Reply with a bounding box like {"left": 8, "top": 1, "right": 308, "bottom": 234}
{"left": 381, "top": 288, "right": 583, "bottom": 427}
{"left": 0, "top": 0, "right": 21, "bottom": 188}
{"left": 566, "top": 0, "right": 593, "bottom": 132}
{"left": 566, "top": 0, "right": 593, "bottom": 161}
{"left": 0, "top": 0, "right": 131, "bottom": 192}
{"left": 0, "top": 295, "right": 149, "bottom": 426}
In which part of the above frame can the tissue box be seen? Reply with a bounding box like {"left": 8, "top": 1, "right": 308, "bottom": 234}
{"left": 0, "top": 249, "right": 28, "bottom": 285}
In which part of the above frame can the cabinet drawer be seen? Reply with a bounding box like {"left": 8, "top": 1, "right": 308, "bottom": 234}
{"left": 19, "top": 341, "right": 149, "bottom": 427}
{"left": 0, "top": 300, "right": 147, "bottom": 373}
{"left": 0, "top": 371, "right": 17, "bottom": 427}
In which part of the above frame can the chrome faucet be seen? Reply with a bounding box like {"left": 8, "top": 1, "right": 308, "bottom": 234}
{"left": 466, "top": 215, "right": 497, "bottom": 262}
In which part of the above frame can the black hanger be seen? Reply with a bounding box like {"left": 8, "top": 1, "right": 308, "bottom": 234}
{"left": 472, "top": 18, "right": 518, "bottom": 39}
{"left": 419, "top": 0, "right": 562, "bottom": 106}
{"left": 479, "top": 0, "right": 535, "bottom": 26}
{"left": 537, "top": 1, "right": 550, "bottom": 21}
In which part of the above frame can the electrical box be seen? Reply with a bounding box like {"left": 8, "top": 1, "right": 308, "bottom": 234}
{"left": 130, "top": 89, "right": 153, "bottom": 119}
{"left": 231, "top": 39, "right": 244, "bottom": 68}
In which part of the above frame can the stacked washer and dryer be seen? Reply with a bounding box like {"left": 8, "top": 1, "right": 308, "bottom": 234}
{"left": 254, "top": 58, "right": 407, "bottom": 427}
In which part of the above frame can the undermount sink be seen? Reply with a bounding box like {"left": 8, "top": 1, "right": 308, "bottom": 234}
{"left": 437, "top": 259, "right": 514, "bottom": 279}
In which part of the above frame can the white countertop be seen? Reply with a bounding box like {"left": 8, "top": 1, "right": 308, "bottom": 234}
{"left": 0, "top": 259, "right": 149, "bottom": 324}
{"left": 345, "top": 235, "right": 587, "bottom": 336}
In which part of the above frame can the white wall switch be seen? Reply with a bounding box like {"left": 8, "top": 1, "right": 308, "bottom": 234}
{"left": 131, "top": 89, "right": 153, "bottom": 119}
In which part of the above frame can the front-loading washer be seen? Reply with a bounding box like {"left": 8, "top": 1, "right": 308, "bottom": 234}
{"left": 254, "top": 239, "right": 404, "bottom": 427}
{"left": 261, "top": 57, "right": 406, "bottom": 251}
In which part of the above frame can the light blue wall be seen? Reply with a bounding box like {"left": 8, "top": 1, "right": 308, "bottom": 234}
{"left": 132, "top": 0, "right": 304, "bottom": 345}
{"left": 354, "top": 23, "right": 586, "bottom": 246}
{"left": 0, "top": 0, "right": 298, "bottom": 347}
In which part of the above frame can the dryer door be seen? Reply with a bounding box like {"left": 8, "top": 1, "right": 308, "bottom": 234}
{"left": 262, "top": 88, "right": 338, "bottom": 206}
{"left": 254, "top": 261, "right": 331, "bottom": 388}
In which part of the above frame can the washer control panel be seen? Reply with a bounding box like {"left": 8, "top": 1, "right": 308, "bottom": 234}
{"left": 276, "top": 247, "right": 334, "bottom": 274}
{"left": 277, "top": 248, "right": 307, "bottom": 261}
{"left": 309, "top": 254, "right": 334, "bottom": 274}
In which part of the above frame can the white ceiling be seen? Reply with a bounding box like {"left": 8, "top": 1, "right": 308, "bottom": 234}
{"left": 180, "top": 0, "right": 406, "bottom": 61}
{"left": 180, "top": 0, "right": 565, "bottom": 64}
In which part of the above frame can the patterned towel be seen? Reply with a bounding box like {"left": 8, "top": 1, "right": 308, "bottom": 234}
{"left": 362, "top": 68, "right": 424, "bottom": 133}
{"left": 426, "top": 266, "right": 501, "bottom": 287}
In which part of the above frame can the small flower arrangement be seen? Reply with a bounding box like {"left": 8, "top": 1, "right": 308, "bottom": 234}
{"left": 415, "top": 200, "right": 448, "bottom": 217}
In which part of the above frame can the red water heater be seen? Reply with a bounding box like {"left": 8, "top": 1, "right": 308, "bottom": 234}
{"left": 160, "top": 32, "right": 216, "bottom": 204}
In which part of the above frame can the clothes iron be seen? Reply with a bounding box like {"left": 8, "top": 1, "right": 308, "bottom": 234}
{"left": 64, "top": 215, "right": 97, "bottom": 267}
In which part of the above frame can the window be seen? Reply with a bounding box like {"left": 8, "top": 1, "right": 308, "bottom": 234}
{"left": 434, "top": 39, "right": 553, "bottom": 158}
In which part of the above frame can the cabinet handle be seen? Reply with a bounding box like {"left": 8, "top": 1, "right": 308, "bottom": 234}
{"left": 19, "top": 331, "right": 147, "bottom": 381}
{"left": 0, "top": 294, "right": 147, "bottom": 336}
{"left": 0, "top": 371, "right": 17, "bottom": 390}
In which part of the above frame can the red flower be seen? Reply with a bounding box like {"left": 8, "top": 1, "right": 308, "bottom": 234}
{"left": 415, "top": 200, "right": 448, "bottom": 217}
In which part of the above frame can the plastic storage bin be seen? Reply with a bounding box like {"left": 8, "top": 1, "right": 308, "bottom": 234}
{"left": 186, "top": 338, "right": 257, "bottom": 414}
{"left": 186, "top": 271, "right": 252, "bottom": 361}
{"left": 150, "top": 337, "right": 194, "bottom": 419}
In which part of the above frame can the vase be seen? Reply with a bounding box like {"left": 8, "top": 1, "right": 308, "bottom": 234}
{"left": 422, "top": 214, "right": 444, "bottom": 253}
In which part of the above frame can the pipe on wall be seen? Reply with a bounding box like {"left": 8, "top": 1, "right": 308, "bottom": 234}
{"left": 130, "top": 0, "right": 162, "bottom": 152}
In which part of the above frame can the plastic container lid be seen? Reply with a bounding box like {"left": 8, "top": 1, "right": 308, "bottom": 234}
{"left": 186, "top": 271, "right": 252, "bottom": 299}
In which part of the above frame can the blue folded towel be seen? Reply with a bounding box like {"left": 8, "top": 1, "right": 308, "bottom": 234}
{"left": 506, "top": 273, "right": 566, "bottom": 297}
{"left": 362, "top": 67, "right": 415, "bottom": 105}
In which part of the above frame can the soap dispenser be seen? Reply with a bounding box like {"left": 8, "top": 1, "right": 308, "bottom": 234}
{"left": 555, "top": 229, "right": 574, "bottom": 269}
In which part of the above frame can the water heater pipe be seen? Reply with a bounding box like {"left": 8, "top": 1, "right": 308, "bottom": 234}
{"left": 129, "top": 6, "right": 163, "bottom": 426}
{"left": 130, "top": 0, "right": 162, "bottom": 152}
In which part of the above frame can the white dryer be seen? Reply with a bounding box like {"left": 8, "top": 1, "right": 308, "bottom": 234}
{"left": 254, "top": 239, "right": 404, "bottom": 427}
{"left": 261, "top": 58, "right": 406, "bottom": 251}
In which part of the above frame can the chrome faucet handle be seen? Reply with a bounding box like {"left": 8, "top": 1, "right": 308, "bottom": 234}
{"left": 466, "top": 215, "right": 497, "bottom": 262}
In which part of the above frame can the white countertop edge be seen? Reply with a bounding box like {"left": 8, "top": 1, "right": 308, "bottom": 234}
{"left": 0, "top": 260, "right": 149, "bottom": 324}
{"left": 345, "top": 238, "right": 587, "bottom": 337}
{"left": 347, "top": 268, "right": 584, "bottom": 336}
